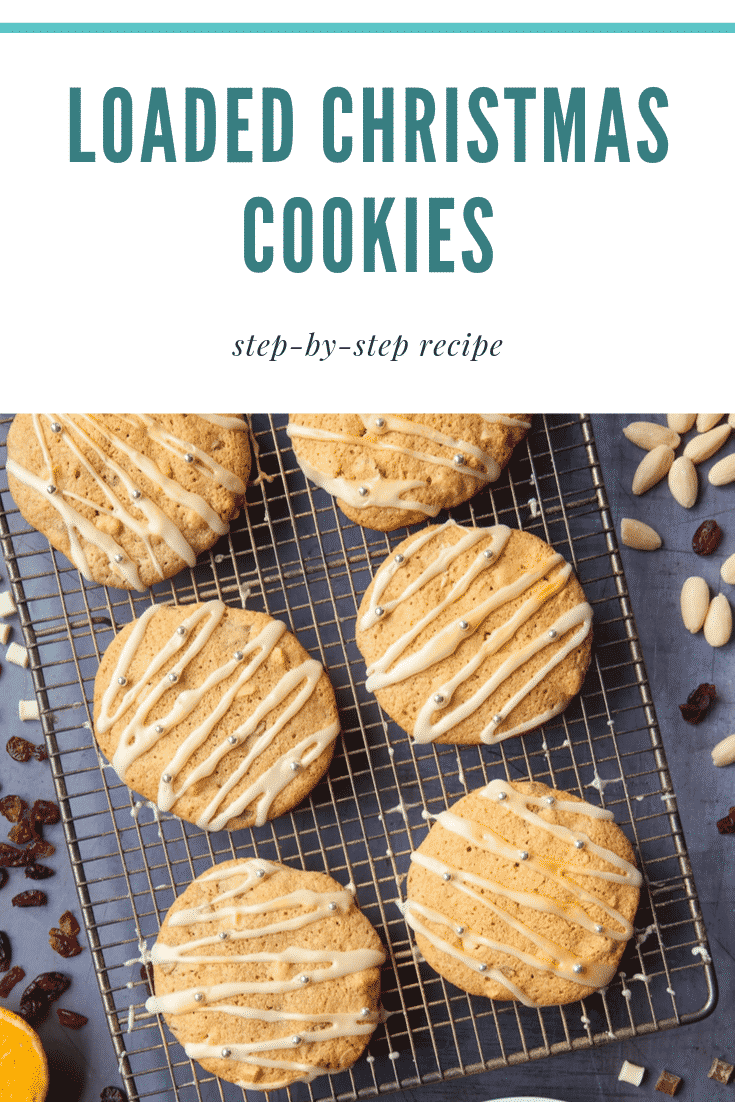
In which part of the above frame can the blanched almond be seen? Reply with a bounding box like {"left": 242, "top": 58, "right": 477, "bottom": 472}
{"left": 708, "top": 453, "right": 735, "bottom": 486}
{"left": 703, "top": 593, "right": 732, "bottom": 647}
{"left": 696, "top": 414, "right": 725, "bottom": 433}
{"left": 683, "top": 423, "right": 731, "bottom": 464}
{"left": 721, "top": 553, "right": 735, "bottom": 586}
{"left": 667, "top": 414, "right": 696, "bottom": 433}
{"left": 729, "top": 413, "right": 735, "bottom": 428}
{"left": 680, "top": 576, "right": 709, "bottom": 633}
{"left": 623, "top": 421, "right": 680, "bottom": 450}
{"left": 631, "top": 444, "right": 675, "bottom": 495}
{"left": 668, "top": 456, "right": 698, "bottom": 508}
{"left": 621, "top": 518, "right": 662, "bottom": 551}
{"left": 712, "top": 733, "right": 735, "bottom": 767}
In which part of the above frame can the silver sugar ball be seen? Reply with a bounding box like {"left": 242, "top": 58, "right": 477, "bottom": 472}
{"left": 358, "top": 486, "right": 369, "bottom": 497}
{"left": 114, "top": 554, "right": 123, "bottom": 563}
{"left": 394, "top": 553, "right": 405, "bottom": 564}
{"left": 492, "top": 714, "right": 502, "bottom": 724}
{"left": 375, "top": 417, "right": 385, "bottom": 428}
{"left": 374, "top": 606, "right": 384, "bottom": 617}
{"left": 360, "top": 1007, "right": 371, "bottom": 1017}
{"left": 221, "top": 1048, "right": 231, "bottom": 1059}
{"left": 184, "top": 453, "right": 194, "bottom": 463}
{"left": 47, "top": 484, "right": 57, "bottom": 495}
{"left": 572, "top": 963, "right": 584, "bottom": 974}
{"left": 548, "top": 628, "right": 558, "bottom": 640}
{"left": 298, "top": 974, "right": 310, "bottom": 985}
{"left": 497, "top": 791, "right": 508, "bottom": 801}
{"left": 483, "top": 549, "right": 494, "bottom": 559}
{"left": 234, "top": 650, "right": 244, "bottom": 660}
{"left": 162, "top": 773, "right": 172, "bottom": 784}
{"left": 519, "top": 851, "right": 529, "bottom": 861}
{"left": 459, "top": 620, "right": 469, "bottom": 630}
{"left": 478, "top": 963, "right": 488, "bottom": 973}
{"left": 154, "top": 724, "right": 164, "bottom": 734}
{"left": 50, "top": 422, "right": 62, "bottom": 433}
{"left": 168, "top": 672, "right": 178, "bottom": 682}
{"left": 453, "top": 454, "right": 465, "bottom": 466}
{"left": 219, "top": 931, "right": 229, "bottom": 940}
{"left": 575, "top": 839, "right": 585, "bottom": 850}
{"left": 433, "top": 693, "right": 445, "bottom": 705}
{"left": 544, "top": 796, "right": 555, "bottom": 806}
{"left": 194, "top": 992, "right": 204, "bottom": 1002}
{"left": 255, "top": 868, "right": 265, "bottom": 878}
{"left": 176, "top": 626, "right": 186, "bottom": 635}
{"left": 117, "top": 676, "right": 127, "bottom": 686}
{"left": 132, "top": 489, "right": 142, "bottom": 499}
{"left": 442, "top": 872, "right": 452, "bottom": 882}
{"left": 594, "top": 924, "right": 603, "bottom": 934}
{"left": 227, "top": 735, "right": 238, "bottom": 746}
{"left": 328, "top": 902, "right": 338, "bottom": 912}
{"left": 291, "top": 1036, "right": 302, "bottom": 1046}
{"left": 456, "top": 926, "right": 465, "bottom": 935}
{"left": 290, "top": 761, "right": 301, "bottom": 772}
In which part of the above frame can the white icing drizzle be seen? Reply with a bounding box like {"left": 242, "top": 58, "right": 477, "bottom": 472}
{"left": 287, "top": 414, "right": 528, "bottom": 514}
{"left": 481, "top": 414, "right": 532, "bottom": 430}
{"left": 362, "top": 522, "right": 593, "bottom": 744}
{"left": 96, "top": 601, "right": 339, "bottom": 830}
{"left": 7, "top": 414, "right": 246, "bottom": 590}
{"left": 145, "top": 859, "right": 384, "bottom": 1087}
{"left": 402, "top": 778, "right": 641, "bottom": 1007}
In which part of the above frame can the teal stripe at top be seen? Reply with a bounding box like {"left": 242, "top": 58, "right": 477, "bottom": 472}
{"left": 0, "top": 21, "right": 734, "bottom": 32}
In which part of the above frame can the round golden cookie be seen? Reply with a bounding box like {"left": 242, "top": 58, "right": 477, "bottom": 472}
{"left": 146, "top": 857, "right": 385, "bottom": 1091}
{"left": 287, "top": 414, "right": 531, "bottom": 531}
{"left": 6, "top": 414, "right": 251, "bottom": 590}
{"left": 356, "top": 522, "right": 593, "bottom": 746}
{"left": 93, "top": 601, "right": 340, "bottom": 831}
{"left": 405, "top": 779, "right": 641, "bottom": 1007}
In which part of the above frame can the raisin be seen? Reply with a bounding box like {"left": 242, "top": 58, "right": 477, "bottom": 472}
{"left": 0, "top": 931, "right": 11, "bottom": 972}
{"left": 25, "top": 863, "right": 54, "bottom": 880}
{"left": 0, "top": 965, "right": 25, "bottom": 998}
{"left": 0, "top": 842, "right": 30, "bottom": 867}
{"left": 717, "top": 815, "right": 735, "bottom": 835}
{"left": 31, "top": 800, "right": 60, "bottom": 827}
{"left": 56, "top": 1007, "right": 88, "bottom": 1029}
{"left": 59, "top": 911, "right": 80, "bottom": 937}
{"left": 26, "top": 840, "right": 55, "bottom": 860}
{"left": 19, "top": 993, "right": 48, "bottom": 1026}
{"left": 0, "top": 796, "right": 27, "bottom": 823}
{"left": 12, "top": 890, "right": 47, "bottom": 908}
{"left": 100, "top": 1088, "right": 127, "bottom": 1102}
{"left": 139, "top": 963, "right": 155, "bottom": 996}
{"left": 679, "top": 683, "right": 717, "bottom": 724}
{"left": 6, "top": 737, "right": 34, "bottom": 763}
{"left": 692, "top": 519, "right": 723, "bottom": 555}
{"left": 8, "top": 820, "right": 33, "bottom": 845}
{"left": 33, "top": 745, "right": 48, "bottom": 763}
{"left": 25, "top": 972, "right": 70, "bottom": 1001}
{"left": 49, "top": 930, "right": 82, "bottom": 958}
{"left": 0, "top": 869, "right": 7, "bottom": 891}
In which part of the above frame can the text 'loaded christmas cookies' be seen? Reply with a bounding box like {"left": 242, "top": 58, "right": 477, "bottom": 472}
{"left": 356, "top": 521, "right": 592, "bottom": 746}
{"left": 93, "top": 601, "right": 340, "bottom": 831}
{"left": 146, "top": 858, "right": 385, "bottom": 1091}
{"left": 287, "top": 414, "right": 531, "bottom": 531}
{"left": 7, "top": 414, "right": 251, "bottom": 590}
{"left": 403, "top": 779, "right": 641, "bottom": 1007}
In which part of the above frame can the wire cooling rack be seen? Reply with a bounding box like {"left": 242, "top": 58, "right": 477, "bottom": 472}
{"left": 0, "top": 414, "right": 716, "bottom": 1102}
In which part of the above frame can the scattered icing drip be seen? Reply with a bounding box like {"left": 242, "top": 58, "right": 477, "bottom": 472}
{"left": 528, "top": 498, "right": 539, "bottom": 518}
{"left": 420, "top": 809, "right": 435, "bottom": 820}
{"left": 118, "top": 1053, "right": 125, "bottom": 1075}
{"left": 385, "top": 802, "right": 407, "bottom": 821}
{"left": 83, "top": 721, "right": 92, "bottom": 730}
{"left": 541, "top": 739, "right": 548, "bottom": 752}
{"left": 692, "top": 945, "right": 712, "bottom": 963}
{"left": 127, "top": 1004, "right": 135, "bottom": 1032}
{"left": 588, "top": 773, "right": 621, "bottom": 793}
{"left": 388, "top": 1051, "right": 399, "bottom": 1061}
{"left": 126, "top": 981, "right": 134, "bottom": 989}
{"left": 607, "top": 719, "right": 616, "bottom": 730}
{"left": 562, "top": 739, "right": 570, "bottom": 748}
{"left": 154, "top": 884, "right": 169, "bottom": 891}
{"left": 130, "top": 801, "right": 143, "bottom": 820}
{"left": 635, "top": 924, "right": 656, "bottom": 947}
{"left": 366, "top": 1055, "right": 375, "bottom": 1064}
{"left": 385, "top": 848, "right": 394, "bottom": 859}
{"left": 248, "top": 427, "right": 276, "bottom": 488}
{"left": 660, "top": 793, "right": 677, "bottom": 803}
{"left": 666, "top": 986, "right": 676, "bottom": 996}
{"left": 580, "top": 1015, "right": 591, "bottom": 1027}
{"left": 402, "top": 779, "right": 641, "bottom": 1008}
{"left": 346, "top": 882, "right": 356, "bottom": 894}
{"left": 239, "top": 584, "right": 252, "bottom": 607}
{"left": 635, "top": 795, "right": 644, "bottom": 802}
{"left": 145, "top": 801, "right": 164, "bottom": 839}
{"left": 388, "top": 747, "right": 395, "bottom": 757}
{"left": 361, "top": 520, "right": 592, "bottom": 745}
{"left": 630, "top": 973, "right": 650, "bottom": 983}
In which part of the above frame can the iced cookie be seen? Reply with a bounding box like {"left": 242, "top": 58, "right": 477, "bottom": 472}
{"left": 287, "top": 414, "right": 531, "bottom": 531}
{"left": 356, "top": 521, "right": 593, "bottom": 746}
{"left": 6, "top": 413, "right": 251, "bottom": 590}
{"left": 146, "top": 857, "right": 385, "bottom": 1091}
{"left": 403, "top": 778, "right": 641, "bottom": 1007}
{"left": 93, "top": 601, "right": 340, "bottom": 831}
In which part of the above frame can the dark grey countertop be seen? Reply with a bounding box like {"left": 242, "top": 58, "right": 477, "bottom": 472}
{"left": 1, "top": 413, "right": 732, "bottom": 1102}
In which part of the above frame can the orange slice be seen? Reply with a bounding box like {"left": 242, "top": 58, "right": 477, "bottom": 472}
{"left": 0, "top": 1006, "right": 49, "bottom": 1102}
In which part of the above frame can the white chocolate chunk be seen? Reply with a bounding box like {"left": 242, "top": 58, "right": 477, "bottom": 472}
{"left": 712, "top": 733, "right": 735, "bottom": 767}
{"left": 696, "top": 414, "right": 724, "bottom": 433}
{"left": 6, "top": 642, "right": 29, "bottom": 668}
{"left": 667, "top": 456, "right": 698, "bottom": 508}
{"left": 19, "top": 699, "right": 40, "bottom": 721}
{"left": 618, "top": 1059, "right": 646, "bottom": 1086}
{"left": 623, "top": 421, "right": 680, "bottom": 451}
{"left": 631, "top": 445, "right": 675, "bottom": 495}
{"left": 680, "top": 577, "right": 709, "bottom": 634}
{"left": 722, "top": 553, "right": 735, "bottom": 586}
{"left": 621, "top": 518, "right": 662, "bottom": 551}
{"left": 0, "top": 591, "right": 16, "bottom": 617}
{"left": 666, "top": 414, "right": 696, "bottom": 434}
{"left": 0, "top": 623, "right": 10, "bottom": 645}
{"left": 703, "top": 594, "right": 732, "bottom": 647}
{"left": 683, "top": 423, "right": 731, "bottom": 464}
{"left": 708, "top": 453, "right": 735, "bottom": 486}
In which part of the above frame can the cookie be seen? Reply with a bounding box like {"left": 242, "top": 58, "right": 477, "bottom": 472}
{"left": 6, "top": 414, "right": 251, "bottom": 590}
{"left": 287, "top": 414, "right": 531, "bottom": 531}
{"left": 93, "top": 601, "right": 340, "bottom": 831}
{"left": 356, "top": 521, "right": 592, "bottom": 746}
{"left": 146, "top": 857, "right": 385, "bottom": 1091}
{"left": 404, "top": 779, "right": 641, "bottom": 1007}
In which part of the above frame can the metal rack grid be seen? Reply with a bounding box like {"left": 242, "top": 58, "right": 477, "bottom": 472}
{"left": 0, "top": 414, "right": 716, "bottom": 1102}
